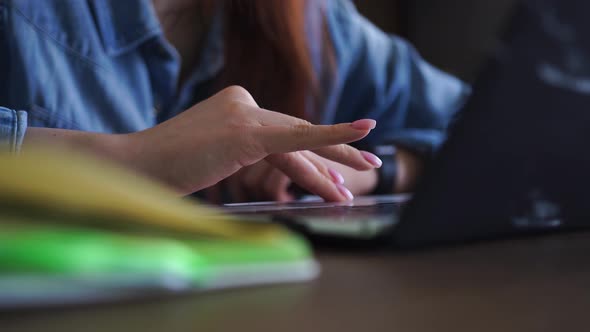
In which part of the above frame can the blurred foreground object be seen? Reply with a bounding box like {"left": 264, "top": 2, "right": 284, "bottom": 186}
{"left": 0, "top": 147, "right": 318, "bottom": 309}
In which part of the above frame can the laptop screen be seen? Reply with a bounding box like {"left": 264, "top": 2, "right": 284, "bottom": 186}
{"left": 396, "top": 0, "right": 590, "bottom": 247}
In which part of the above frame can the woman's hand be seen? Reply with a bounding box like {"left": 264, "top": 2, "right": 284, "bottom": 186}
{"left": 24, "top": 86, "right": 381, "bottom": 199}
{"left": 131, "top": 86, "right": 381, "bottom": 198}
{"left": 218, "top": 155, "right": 380, "bottom": 203}
{"left": 215, "top": 145, "right": 426, "bottom": 203}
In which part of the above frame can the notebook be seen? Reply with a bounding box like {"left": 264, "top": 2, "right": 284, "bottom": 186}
{"left": 0, "top": 147, "right": 318, "bottom": 309}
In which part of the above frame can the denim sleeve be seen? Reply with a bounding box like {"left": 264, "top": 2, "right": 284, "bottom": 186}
{"left": 323, "top": 0, "right": 471, "bottom": 156}
{"left": 0, "top": 107, "right": 28, "bottom": 153}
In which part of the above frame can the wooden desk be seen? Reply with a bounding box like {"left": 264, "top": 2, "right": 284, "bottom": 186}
{"left": 3, "top": 232, "right": 590, "bottom": 332}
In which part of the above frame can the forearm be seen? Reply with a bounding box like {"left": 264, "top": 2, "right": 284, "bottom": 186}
{"left": 11, "top": 87, "right": 380, "bottom": 201}
{"left": 22, "top": 127, "right": 138, "bottom": 170}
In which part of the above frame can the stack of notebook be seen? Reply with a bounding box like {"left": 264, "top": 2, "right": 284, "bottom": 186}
{"left": 0, "top": 147, "right": 319, "bottom": 309}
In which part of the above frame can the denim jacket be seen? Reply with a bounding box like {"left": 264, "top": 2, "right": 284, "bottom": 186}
{"left": 0, "top": 0, "right": 470, "bottom": 154}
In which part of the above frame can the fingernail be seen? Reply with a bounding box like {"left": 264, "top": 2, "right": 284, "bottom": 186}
{"left": 328, "top": 168, "right": 345, "bottom": 184}
{"left": 351, "top": 119, "right": 377, "bottom": 130}
{"left": 360, "top": 151, "right": 383, "bottom": 168}
{"left": 337, "top": 184, "right": 354, "bottom": 201}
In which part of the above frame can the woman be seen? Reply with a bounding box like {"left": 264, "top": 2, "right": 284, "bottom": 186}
{"left": 0, "top": 0, "right": 468, "bottom": 202}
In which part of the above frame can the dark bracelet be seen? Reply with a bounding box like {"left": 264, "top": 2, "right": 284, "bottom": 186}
{"left": 370, "top": 145, "right": 397, "bottom": 195}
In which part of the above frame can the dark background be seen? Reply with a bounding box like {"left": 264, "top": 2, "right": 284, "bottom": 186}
{"left": 354, "top": 0, "right": 517, "bottom": 82}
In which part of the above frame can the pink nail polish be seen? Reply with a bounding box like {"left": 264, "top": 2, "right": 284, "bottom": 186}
{"left": 351, "top": 119, "right": 377, "bottom": 130}
{"left": 337, "top": 184, "right": 354, "bottom": 201}
{"left": 328, "top": 168, "right": 345, "bottom": 184}
{"left": 360, "top": 151, "right": 383, "bottom": 168}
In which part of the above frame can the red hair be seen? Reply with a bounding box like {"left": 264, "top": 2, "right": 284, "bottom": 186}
{"left": 218, "top": 0, "right": 332, "bottom": 121}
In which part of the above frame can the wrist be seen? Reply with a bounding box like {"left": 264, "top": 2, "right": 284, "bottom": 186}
{"left": 117, "top": 130, "right": 161, "bottom": 181}
{"left": 97, "top": 132, "right": 142, "bottom": 169}
{"left": 122, "top": 129, "right": 188, "bottom": 193}
{"left": 366, "top": 145, "right": 397, "bottom": 195}
{"left": 394, "top": 148, "right": 425, "bottom": 193}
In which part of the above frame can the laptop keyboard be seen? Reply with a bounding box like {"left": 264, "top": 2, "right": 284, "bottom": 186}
{"left": 223, "top": 195, "right": 410, "bottom": 238}
{"left": 223, "top": 195, "right": 410, "bottom": 218}
{"left": 271, "top": 202, "right": 403, "bottom": 218}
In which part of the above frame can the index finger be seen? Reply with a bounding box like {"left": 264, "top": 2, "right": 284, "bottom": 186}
{"left": 256, "top": 120, "right": 376, "bottom": 155}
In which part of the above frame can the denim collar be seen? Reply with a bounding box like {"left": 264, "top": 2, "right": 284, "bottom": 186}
{"left": 89, "top": 0, "right": 162, "bottom": 56}
{"left": 90, "top": 0, "right": 224, "bottom": 82}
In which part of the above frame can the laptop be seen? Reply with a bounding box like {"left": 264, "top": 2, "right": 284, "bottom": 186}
{"left": 224, "top": 195, "right": 409, "bottom": 240}
{"left": 225, "top": 0, "right": 590, "bottom": 248}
